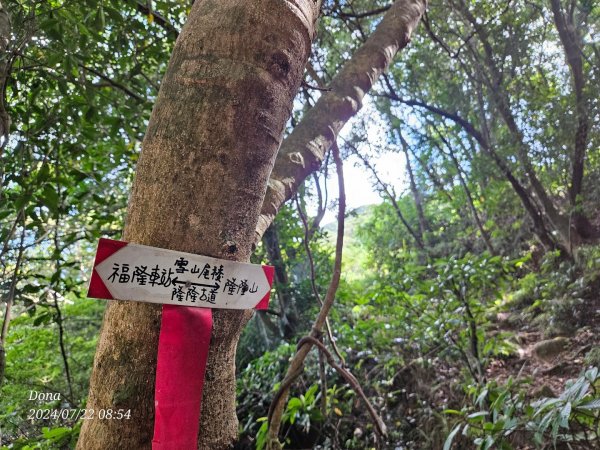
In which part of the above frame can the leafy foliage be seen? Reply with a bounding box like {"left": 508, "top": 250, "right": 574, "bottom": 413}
{"left": 444, "top": 367, "right": 600, "bottom": 449}
{"left": 1, "top": 0, "right": 599, "bottom": 449}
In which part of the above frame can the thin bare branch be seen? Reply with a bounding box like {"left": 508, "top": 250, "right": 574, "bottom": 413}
{"left": 336, "top": 5, "right": 392, "bottom": 19}
{"left": 79, "top": 64, "right": 145, "bottom": 103}
{"left": 133, "top": 0, "right": 179, "bottom": 37}
{"left": 267, "top": 141, "right": 347, "bottom": 448}
{"left": 298, "top": 335, "right": 386, "bottom": 435}
{"left": 295, "top": 194, "right": 345, "bottom": 364}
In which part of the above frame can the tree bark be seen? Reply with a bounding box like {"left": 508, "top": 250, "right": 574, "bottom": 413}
{"left": 77, "top": 1, "right": 320, "bottom": 449}
{"left": 255, "top": 0, "right": 428, "bottom": 243}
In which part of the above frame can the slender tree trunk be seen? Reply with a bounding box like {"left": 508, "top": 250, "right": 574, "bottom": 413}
{"left": 549, "top": 0, "right": 598, "bottom": 240}
{"left": 394, "top": 95, "right": 563, "bottom": 253}
{"left": 458, "top": 0, "right": 576, "bottom": 246}
{"left": 399, "top": 130, "right": 430, "bottom": 242}
{"left": 77, "top": 1, "right": 320, "bottom": 448}
{"left": 408, "top": 143, "right": 453, "bottom": 203}
{"left": 264, "top": 223, "right": 298, "bottom": 338}
{"left": 0, "top": 225, "right": 24, "bottom": 385}
{"left": 255, "top": 0, "right": 428, "bottom": 242}
{"left": 431, "top": 124, "right": 495, "bottom": 254}
{"left": 257, "top": 310, "right": 279, "bottom": 342}
{"left": 0, "top": 1, "right": 11, "bottom": 149}
{"left": 549, "top": 0, "right": 588, "bottom": 204}
{"left": 485, "top": 145, "right": 562, "bottom": 252}
{"left": 349, "top": 140, "right": 426, "bottom": 251}
{"left": 307, "top": 172, "right": 328, "bottom": 239}
{"left": 472, "top": 83, "right": 560, "bottom": 252}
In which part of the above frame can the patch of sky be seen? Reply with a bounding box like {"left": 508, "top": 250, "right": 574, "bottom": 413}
{"left": 305, "top": 97, "right": 408, "bottom": 226}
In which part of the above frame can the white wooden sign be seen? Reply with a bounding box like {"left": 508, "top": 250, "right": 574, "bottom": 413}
{"left": 88, "top": 238, "right": 273, "bottom": 310}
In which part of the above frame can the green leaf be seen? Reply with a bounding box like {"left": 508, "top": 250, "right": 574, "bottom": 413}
{"left": 104, "top": 5, "right": 122, "bottom": 22}
{"left": 443, "top": 424, "right": 461, "bottom": 450}
{"left": 33, "top": 312, "right": 52, "bottom": 326}
{"left": 37, "top": 164, "right": 51, "bottom": 183}
{"left": 559, "top": 402, "right": 571, "bottom": 427}
{"left": 467, "top": 411, "right": 488, "bottom": 422}
{"left": 41, "top": 185, "right": 59, "bottom": 213}
{"left": 443, "top": 409, "right": 463, "bottom": 415}
{"left": 42, "top": 426, "right": 70, "bottom": 439}
{"left": 85, "top": 106, "right": 96, "bottom": 121}
{"left": 585, "top": 366, "right": 598, "bottom": 381}
{"left": 482, "top": 435, "right": 495, "bottom": 450}
{"left": 304, "top": 384, "right": 319, "bottom": 403}
{"left": 533, "top": 397, "right": 561, "bottom": 415}
{"left": 94, "top": 6, "right": 106, "bottom": 31}
{"left": 287, "top": 397, "right": 302, "bottom": 412}
{"left": 578, "top": 398, "right": 600, "bottom": 410}
{"left": 476, "top": 388, "right": 489, "bottom": 407}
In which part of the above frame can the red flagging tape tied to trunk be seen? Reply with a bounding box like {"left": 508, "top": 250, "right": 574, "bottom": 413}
{"left": 86, "top": 238, "right": 275, "bottom": 449}
{"left": 152, "top": 305, "right": 212, "bottom": 449}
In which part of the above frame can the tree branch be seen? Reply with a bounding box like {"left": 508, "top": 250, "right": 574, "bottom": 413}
{"left": 381, "top": 92, "right": 562, "bottom": 252}
{"left": 336, "top": 5, "right": 392, "bottom": 19}
{"left": 79, "top": 64, "right": 145, "bottom": 103}
{"left": 344, "top": 136, "right": 426, "bottom": 251}
{"left": 255, "top": 0, "right": 427, "bottom": 244}
{"left": 295, "top": 193, "right": 344, "bottom": 364}
{"left": 267, "top": 141, "right": 347, "bottom": 447}
{"left": 298, "top": 335, "right": 386, "bottom": 435}
{"left": 455, "top": 0, "right": 573, "bottom": 244}
{"left": 133, "top": 0, "right": 179, "bottom": 37}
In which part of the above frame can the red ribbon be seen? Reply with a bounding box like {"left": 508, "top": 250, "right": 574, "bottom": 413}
{"left": 151, "top": 266, "right": 274, "bottom": 448}
{"left": 152, "top": 305, "right": 213, "bottom": 449}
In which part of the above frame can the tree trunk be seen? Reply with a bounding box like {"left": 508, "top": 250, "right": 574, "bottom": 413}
{"left": 549, "top": 0, "right": 599, "bottom": 240}
{"left": 263, "top": 222, "right": 298, "bottom": 338}
{"left": 398, "top": 130, "right": 430, "bottom": 241}
{"left": 0, "top": 1, "right": 12, "bottom": 150}
{"left": 408, "top": 143, "right": 454, "bottom": 203}
{"left": 349, "top": 140, "right": 426, "bottom": 251}
{"left": 393, "top": 95, "right": 565, "bottom": 253}
{"left": 255, "top": 0, "right": 428, "bottom": 242}
{"left": 77, "top": 1, "right": 320, "bottom": 449}
{"left": 431, "top": 124, "right": 495, "bottom": 254}
{"left": 458, "top": 0, "right": 576, "bottom": 246}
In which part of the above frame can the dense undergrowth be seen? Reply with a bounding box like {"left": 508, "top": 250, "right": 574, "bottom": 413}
{"left": 1, "top": 205, "right": 599, "bottom": 450}
{"left": 232, "top": 209, "right": 600, "bottom": 450}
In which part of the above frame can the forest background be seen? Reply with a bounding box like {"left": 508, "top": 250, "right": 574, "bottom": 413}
{"left": 0, "top": 0, "right": 599, "bottom": 449}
